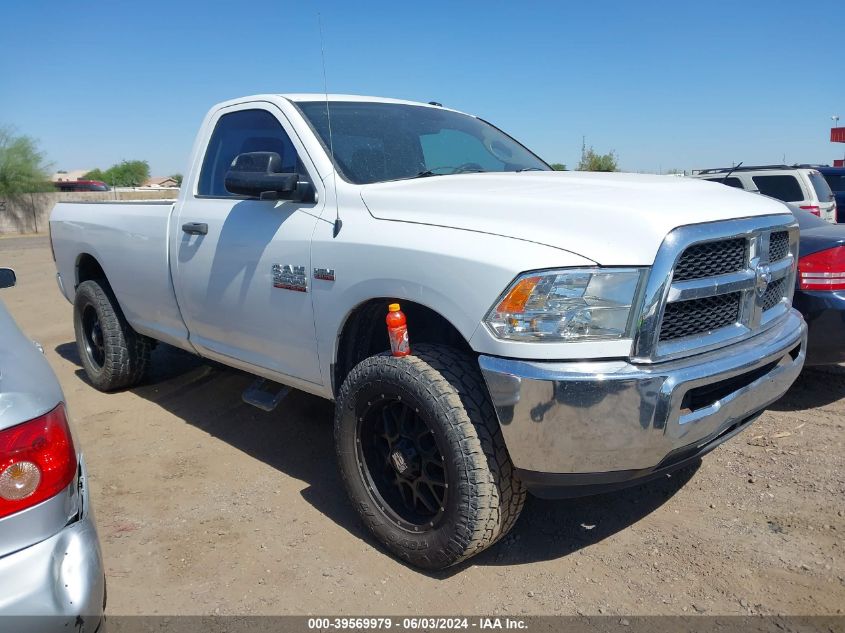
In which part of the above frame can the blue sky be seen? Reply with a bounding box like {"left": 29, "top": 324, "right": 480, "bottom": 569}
{"left": 2, "top": 0, "right": 843, "bottom": 176}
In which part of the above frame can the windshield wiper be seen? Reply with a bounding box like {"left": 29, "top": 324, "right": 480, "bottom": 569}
{"left": 411, "top": 166, "right": 487, "bottom": 178}
{"left": 516, "top": 167, "right": 543, "bottom": 172}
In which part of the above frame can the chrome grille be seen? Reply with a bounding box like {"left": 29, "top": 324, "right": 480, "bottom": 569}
{"left": 769, "top": 231, "right": 789, "bottom": 261}
{"left": 673, "top": 238, "right": 746, "bottom": 281}
{"left": 659, "top": 293, "right": 741, "bottom": 341}
{"left": 632, "top": 215, "right": 799, "bottom": 363}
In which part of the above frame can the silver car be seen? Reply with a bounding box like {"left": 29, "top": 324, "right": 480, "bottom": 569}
{"left": 0, "top": 268, "right": 105, "bottom": 631}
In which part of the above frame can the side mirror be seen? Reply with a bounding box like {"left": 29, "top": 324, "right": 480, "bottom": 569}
{"left": 0, "top": 268, "right": 16, "bottom": 289}
{"left": 224, "top": 152, "right": 312, "bottom": 201}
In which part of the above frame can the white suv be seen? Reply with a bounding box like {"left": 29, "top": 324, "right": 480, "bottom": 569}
{"left": 692, "top": 165, "right": 837, "bottom": 223}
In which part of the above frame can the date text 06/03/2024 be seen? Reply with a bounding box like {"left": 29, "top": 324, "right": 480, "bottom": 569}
{"left": 306, "top": 617, "right": 528, "bottom": 630}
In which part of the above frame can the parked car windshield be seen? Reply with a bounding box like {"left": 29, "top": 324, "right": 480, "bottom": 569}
{"left": 296, "top": 101, "right": 550, "bottom": 184}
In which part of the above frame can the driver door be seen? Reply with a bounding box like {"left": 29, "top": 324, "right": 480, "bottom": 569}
{"left": 172, "top": 104, "right": 324, "bottom": 386}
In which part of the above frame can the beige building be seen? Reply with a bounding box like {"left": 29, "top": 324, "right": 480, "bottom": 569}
{"left": 52, "top": 169, "right": 92, "bottom": 182}
{"left": 143, "top": 176, "right": 180, "bottom": 188}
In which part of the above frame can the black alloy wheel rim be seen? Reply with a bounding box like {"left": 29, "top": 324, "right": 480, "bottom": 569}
{"left": 356, "top": 390, "right": 449, "bottom": 532}
{"left": 82, "top": 305, "right": 105, "bottom": 368}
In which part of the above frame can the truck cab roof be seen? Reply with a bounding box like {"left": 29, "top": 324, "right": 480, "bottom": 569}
{"left": 210, "top": 93, "right": 466, "bottom": 115}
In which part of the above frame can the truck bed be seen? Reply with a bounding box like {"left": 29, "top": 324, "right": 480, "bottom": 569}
{"left": 50, "top": 201, "right": 190, "bottom": 348}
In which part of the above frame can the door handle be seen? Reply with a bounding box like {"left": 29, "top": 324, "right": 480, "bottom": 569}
{"left": 182, "top": 222, "right": 208, "bottom": 235}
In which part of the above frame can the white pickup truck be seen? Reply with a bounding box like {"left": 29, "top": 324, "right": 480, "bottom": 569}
{"left": 50, "top": 94, "right": 807, "bottom": 569}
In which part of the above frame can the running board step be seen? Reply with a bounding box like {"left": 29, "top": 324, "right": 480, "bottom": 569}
{"left": 242, "top": 378, "right": 290, "bottom": 412}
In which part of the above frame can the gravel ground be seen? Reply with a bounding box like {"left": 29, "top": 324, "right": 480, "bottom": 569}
{"left": 1, "top": 235, "right": 843, "bottom": 616}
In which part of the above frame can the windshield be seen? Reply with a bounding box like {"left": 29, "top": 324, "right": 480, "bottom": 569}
{"left": 296, "top": 101, "right": 550, "bottom": 184}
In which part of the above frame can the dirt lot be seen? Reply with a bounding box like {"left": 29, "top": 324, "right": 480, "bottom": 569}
{"left": 1, "top": 235, "right": 843, "bottom": 616}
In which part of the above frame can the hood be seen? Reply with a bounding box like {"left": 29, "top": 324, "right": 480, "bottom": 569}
{"left": 0, "top": 299, "right": 64, "bottom": 431}
{"left": 360, "top": 171, "right": 791, "bottom": 265}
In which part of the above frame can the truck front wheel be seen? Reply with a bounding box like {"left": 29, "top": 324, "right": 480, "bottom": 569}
{"left": 73, "top": 280, "right": 151, "bottom": 392}
{"left": 334, "top": 344, "right": 525, "bottom": 569}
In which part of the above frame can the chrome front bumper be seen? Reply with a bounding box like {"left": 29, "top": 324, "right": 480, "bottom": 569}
{"left": 0, "top": 456, "right": 105, "bottom": 631}
{"left": 478, "top": 309, "right": 806, "bottom": 491}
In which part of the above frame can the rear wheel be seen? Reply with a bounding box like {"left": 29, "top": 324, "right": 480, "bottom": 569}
{"left": 334, "top": 344, "right": 525, "bottom": 569}
{"left": 73, "top": 280, "right": 151, "bottom": 391}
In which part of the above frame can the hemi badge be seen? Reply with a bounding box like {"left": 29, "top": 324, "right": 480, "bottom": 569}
{"left": 314, "top": 267, "right": 336, "bottom": 282}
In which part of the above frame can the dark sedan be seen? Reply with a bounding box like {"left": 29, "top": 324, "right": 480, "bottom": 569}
{"left": 793, "top": 209, "right": 845, "bottom": 365}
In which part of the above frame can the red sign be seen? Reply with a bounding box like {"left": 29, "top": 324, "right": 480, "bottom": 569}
{"left": 835, "top": 159, "right": 844, "bottom": 167}
{"left": 832, "top": 127, "right": 845, "bottom": 143}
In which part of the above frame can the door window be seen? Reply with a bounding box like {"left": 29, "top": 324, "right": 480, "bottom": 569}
{"left": 751, "top": 175, "right": 803, "bottom": 202}
{"left": 198, "top": 109, "right": 303, "bottom": 197}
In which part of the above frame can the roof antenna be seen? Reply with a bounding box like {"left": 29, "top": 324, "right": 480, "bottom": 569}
{"left": 318, "top": 13, "right": 342, "bottom": 237}
{"left": 722, "top": 161, "right": 742, "bottom": 184}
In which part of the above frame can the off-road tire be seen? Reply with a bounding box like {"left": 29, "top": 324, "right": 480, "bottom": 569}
{"left": 73, "top": 279, "right": 151, "bottom": 391}
{"left": 334, "top": 343, "right": 525, "bottom": 569}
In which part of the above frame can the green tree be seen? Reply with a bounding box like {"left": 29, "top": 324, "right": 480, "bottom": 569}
{"left": 103, "top": 160, "right": 150, "bottom": 187}
{"left": 577, "top": 146, "right": 618, "bottom": 172}
{"left": 84, "top": 160, "right": 150, "bottom": 187}
{"left": 0, "top": 126, "right": 52, "bottom": 197}
{"left": 169, "top": 173, "right": 183, "bottom": 186}
{"left": 550, "top": 163, "right": 567, "bottom": 171}
{"left": 82, "top": 168, "right": 108, "bottom": 182}
{"left": 576, "top": 138, "right": 618, "bottom": 172}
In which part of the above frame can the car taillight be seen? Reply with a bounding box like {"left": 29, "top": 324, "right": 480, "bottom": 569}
{"left": 798, "top": 246, "right": 845, "bottom": 291}
{"left": 800, "top": 205, "right": 821, "bottom": 217}
{"left": 0, "top": 404, "right": 77, "bottom": 519}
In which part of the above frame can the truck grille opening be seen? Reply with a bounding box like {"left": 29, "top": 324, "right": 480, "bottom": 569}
{"left": 659, "top": 293, "right": 741, "bottom": 341}
{"left": 673, "top": 238, "right": 746, "bottom": 281}
{"left": 680, "top": 359, "right": 780, "bottom": 413}
{"left": 769, "top": 231, "right": 790, "bottom": 262}
{"left": 762, "top": 277, "right": 787, "bottom": 312}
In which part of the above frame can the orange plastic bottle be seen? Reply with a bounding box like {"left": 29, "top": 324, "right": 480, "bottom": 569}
{"left": 386, "top": 303, "right": 411, "bottom": 357}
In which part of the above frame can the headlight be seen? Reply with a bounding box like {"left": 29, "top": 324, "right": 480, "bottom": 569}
{"left": 484, "top": 268, "right": 646, "bottom": 342}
